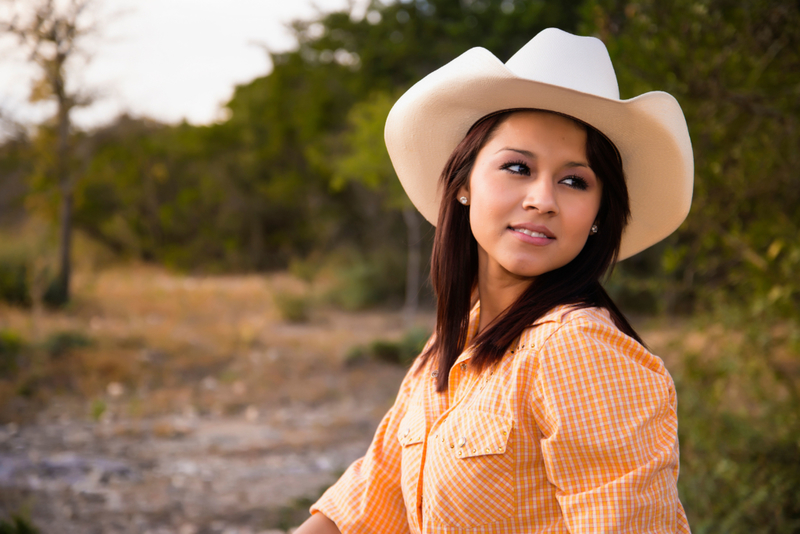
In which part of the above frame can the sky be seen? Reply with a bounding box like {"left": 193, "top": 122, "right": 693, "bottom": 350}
{"left": 0, "top": 0, "right": 370, "bottom": 130}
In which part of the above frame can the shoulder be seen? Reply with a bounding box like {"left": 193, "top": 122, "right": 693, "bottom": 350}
{"left": 517, "top": 307, "right": 676, "bottom": 434}
{"left": 515, "top": 305, "right": 621, "bottom": 352}
{"left": 516, "top": 305, "right": 671, "bottom": 382}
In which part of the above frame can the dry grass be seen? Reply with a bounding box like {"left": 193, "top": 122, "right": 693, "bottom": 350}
{"left": 0, "top": 264, "right": 429, "bottom": 424}
{"left": 4, "top": 263, "right": 793, "bottom": 426}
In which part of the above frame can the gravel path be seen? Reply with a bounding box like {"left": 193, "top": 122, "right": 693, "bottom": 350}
{"left": 0, "top": 393, "right": 394, "bottom": 533}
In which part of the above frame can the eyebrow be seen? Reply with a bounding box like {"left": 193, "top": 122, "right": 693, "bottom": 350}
{"left": 496, "top": 147, "right": 591, "bottom": 169}
{"left": 497, "top": 147, "right": 535, "bottom": 158}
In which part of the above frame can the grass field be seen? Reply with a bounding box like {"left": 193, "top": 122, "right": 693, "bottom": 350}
{"left": 0, "top": 264, "right": 432, "bottom": 424}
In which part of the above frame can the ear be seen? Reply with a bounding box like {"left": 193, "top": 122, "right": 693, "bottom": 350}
{"left": 457, "top": 184, "right": 470, "bottom": 199}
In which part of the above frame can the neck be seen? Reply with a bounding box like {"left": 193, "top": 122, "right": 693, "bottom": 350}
{"left": 476, "top": 260, "right": 533, "bottom": 334}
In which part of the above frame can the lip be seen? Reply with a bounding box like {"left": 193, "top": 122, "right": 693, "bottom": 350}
{"left": 508, "top": 223, "right": 555, "bottom": 246}
{"left": 509, "top": 223, "right": 555, "bottom": 238}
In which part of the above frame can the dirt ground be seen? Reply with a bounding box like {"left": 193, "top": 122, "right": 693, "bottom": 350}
{"left": 0, "top": 266, "right": 427, "bottom": 533}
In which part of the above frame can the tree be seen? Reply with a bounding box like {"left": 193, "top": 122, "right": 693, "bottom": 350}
{"left": 581, "top": 0, "right": 800, "bottom": 317}
{"left": 0, "top": 0, "right": 97, "bottom": 303}
{"left": 330, "top": 91, "right": 428, "bottom": 322}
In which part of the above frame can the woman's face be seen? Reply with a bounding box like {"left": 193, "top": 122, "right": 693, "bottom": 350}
{"left": 460, "top": 111, "right": 602, "bottom": 283}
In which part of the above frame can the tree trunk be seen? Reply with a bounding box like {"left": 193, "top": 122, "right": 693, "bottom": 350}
{"left": 57, "top": 188, "right": 73, "bottom": 302}
{"left": 402, "top": 206, "right": 421, "bottom": 326}
{"left": 55, "top": 64, "right": 72, "bottom": 304}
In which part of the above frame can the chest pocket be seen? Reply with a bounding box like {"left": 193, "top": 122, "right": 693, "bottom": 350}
{"left": 425, "top": 409, "right": 515, "bottom": 528}
{"left": 397, "top": 405, "right": 427, "bottom": 516}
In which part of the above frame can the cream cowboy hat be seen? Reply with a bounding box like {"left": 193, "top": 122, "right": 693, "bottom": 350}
{"left": 384, "top": 28, "right": 693, "bottom": 260}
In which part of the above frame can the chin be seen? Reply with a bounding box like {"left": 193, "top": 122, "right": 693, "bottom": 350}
{"left": 504, "top": 263, "right": 547, "bottom": 280}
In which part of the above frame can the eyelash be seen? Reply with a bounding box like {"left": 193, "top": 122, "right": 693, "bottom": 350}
{"left": 500, "top": 161, "right": 589, "bottom": 190}
{"left": 500, "top": 160, "right": 530, "bottom": 175}
{"left": 561, "top": 175, "right": 589, "bottom": 190}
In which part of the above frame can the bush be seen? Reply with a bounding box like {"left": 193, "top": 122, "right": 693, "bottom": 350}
{"left": 41, "top": 331, "right": 92, "bottom": 358}
{"left": 0, "top": 330, "right": 24, "bottom": 376}
{"left": 0, "top": 258, "right": 67, "bottom": 309}
{"left": 347, "top": 327, "right": 431, "bottom": 367}
{"left": 273, "top": 291, "right": 311, "bottom": 323}
{"left": 324, "top": 248, "right": 406, "bottom": 311}
{"left": 0, "top": 513, "right": 38, "bottom": 534}
{"left": 0, "top": 260, "right": 30, "bottom": 307}
{"left": 674, "top": 313, "right": 800, "bottom": 532}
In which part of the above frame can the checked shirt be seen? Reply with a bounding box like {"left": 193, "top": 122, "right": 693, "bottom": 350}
{"left": 312, "top": 304, "right": 690, "bottom": 533}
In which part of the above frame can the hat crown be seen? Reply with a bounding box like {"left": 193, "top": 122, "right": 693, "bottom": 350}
{"left": 505, "top": 28, "right": 620, "bottom": 100}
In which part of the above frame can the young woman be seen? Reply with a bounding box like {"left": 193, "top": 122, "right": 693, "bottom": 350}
{"left": 296, "top": 28, "right": 693, "bottom": 533}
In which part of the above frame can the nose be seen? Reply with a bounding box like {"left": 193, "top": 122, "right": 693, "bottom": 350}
{"left": 522, "top": 176, "right": 558, "bottom": 214}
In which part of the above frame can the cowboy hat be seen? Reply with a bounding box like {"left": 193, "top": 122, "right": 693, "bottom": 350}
{"left": 384, "top": 28, "right": 693, "bottom": 260}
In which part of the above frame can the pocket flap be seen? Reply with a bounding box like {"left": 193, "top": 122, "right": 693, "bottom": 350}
{"left": 397, "top": 407, "right": 426, "bottom": 447}
{"left": 451, "top": 411, "right": 512, "bottom": 459}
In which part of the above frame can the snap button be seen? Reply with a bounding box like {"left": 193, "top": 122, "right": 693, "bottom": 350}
{"left": 404, "top": 428, "right": 410, "bottom": 437}
{"left": 457, "top": 436, "right": 466, "bottom": 447}
{"left": 431, "top": 370, "right": 438, "bottom": 377}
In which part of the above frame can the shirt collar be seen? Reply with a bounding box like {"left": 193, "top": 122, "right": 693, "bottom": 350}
{"left": 454, "top": 301, "right": 481, "bottom": 364}
{"left": 457, "top": 302, "right": 577, "bottom": 363}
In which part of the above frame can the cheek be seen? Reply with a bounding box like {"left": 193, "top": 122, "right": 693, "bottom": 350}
{"left": 562, "top": 196, "right": 601, "bottom": 233}
{"left": 471, "top": 178, "right": 516, "bottom": 215}
{"left": 469, "top": 196, "right": 510, "bottom": 239}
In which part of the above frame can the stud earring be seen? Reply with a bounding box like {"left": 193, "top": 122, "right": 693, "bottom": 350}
{"left": 459, "top": 196, "right": 469, "bottom": 205}
{"left": 590, "top": 224, "right": 598, "bottom": 235}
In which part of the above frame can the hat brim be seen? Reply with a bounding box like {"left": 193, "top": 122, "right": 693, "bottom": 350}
{"left": 385, "top": 47, "right": 693, "bottom": 261}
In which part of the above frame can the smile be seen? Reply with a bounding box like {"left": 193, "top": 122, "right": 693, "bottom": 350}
{"left": 512, "top": 228, "right": 553, "bottom": 239}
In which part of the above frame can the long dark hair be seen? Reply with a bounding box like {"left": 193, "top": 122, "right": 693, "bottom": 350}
{"left": 420, "top": 109, "right": 644, "bottom": 392}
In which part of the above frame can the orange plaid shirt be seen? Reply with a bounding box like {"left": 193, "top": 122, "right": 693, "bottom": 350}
{"left": 311, "top": 304, "right": 690, "bottom": 533}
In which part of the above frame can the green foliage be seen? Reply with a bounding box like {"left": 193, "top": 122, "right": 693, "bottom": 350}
{"left": 2, "top": 0, "right": 792, "bottom": 320}
{"left": 90, "top": 398, "right": 107, "bottom": 421}
{"left": 0, "top": 257, "right": 68, "bottom": 309}
{"left": 0, "top": 222, "right": 65, "bottom": 308}
{"left": 583, "top": 0, "right": 800, "bottom": 317}
{"left": 324, "top": 248, "right": 407, "bottom": 311}
{"left": 0, "top": 134, "right": 33, "bottom": 228}
{"left": 0, "top": 513, "right": 38, "bottom": 534}
{"left": 288, "top": 254, "right": 321, "bottom": 283}
{"left": 347, "top": 327, "right": 431, "bottom": 367}
{"left": 273, "top": 291, "right": 312, "bottom": 323}
{"left": 672, "top": 312, "right": 800, "bottom": 531}
{"left": 41, "top": 330, "right": 92, "bottom": 358}
{"left": 0, "top": 259, "right": 29, "bottom": 307}
{"left": 329, "top": 91, "right": 400, "bottom": 196}
{"left": 0, "top": 329, "right": 24, "bottom": 376}
{"left": 0, "top": 0, "right": 584, "bottom": 277}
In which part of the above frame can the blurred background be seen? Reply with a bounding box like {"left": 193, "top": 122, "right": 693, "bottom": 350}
{"left": 0, "top": 0, "right": 798, "bottom": 532}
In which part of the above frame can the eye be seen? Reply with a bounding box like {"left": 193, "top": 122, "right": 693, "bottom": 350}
{"left": 500, "top": 160, "right": 530, "bottom": 175}
{"left": 561, "top": 175, "right": 589, "bottom": 190}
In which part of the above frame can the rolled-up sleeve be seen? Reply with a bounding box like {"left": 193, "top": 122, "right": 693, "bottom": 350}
{"left": 310, "top": 363, "right": 418, "bottom": 533}
{"left": 531, "top": 315, "right": 689, "bottom": 533}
